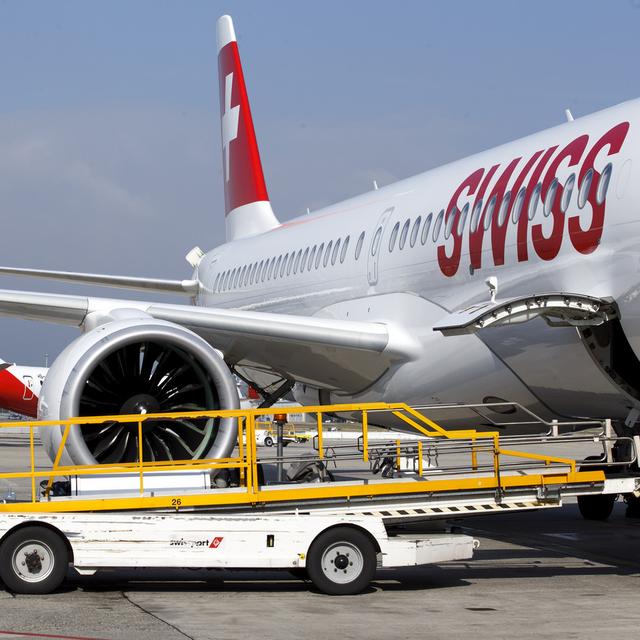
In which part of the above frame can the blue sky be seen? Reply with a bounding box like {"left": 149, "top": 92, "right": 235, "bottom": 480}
{"left": 0, "top": 0, "right": 639, "bottom": 363}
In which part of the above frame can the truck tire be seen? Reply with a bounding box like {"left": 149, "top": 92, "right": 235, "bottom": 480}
{"left": 306, "top": 527, "right": 376, "bottom": 595}
{"left": 577, "top": 493, "right": 616, "bottom": 520}
{"left": 0, "top": 526, "right": 69, "bottom": 594}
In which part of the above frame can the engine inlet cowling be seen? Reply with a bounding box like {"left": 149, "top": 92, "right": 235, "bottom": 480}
{"left": 38, "top": 318, "right": 239, "bottom": 466}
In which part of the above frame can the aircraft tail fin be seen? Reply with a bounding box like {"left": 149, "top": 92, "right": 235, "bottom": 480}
{"left": 216, "top": 15, "right": 279, "bottom": 241}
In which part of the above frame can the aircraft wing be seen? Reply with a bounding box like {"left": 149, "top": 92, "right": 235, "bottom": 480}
{"left": 0, "top": 289, "right": 414, "bottom": 392}
{"left": 0, "top": 266, "right": 198, "bottom": 295}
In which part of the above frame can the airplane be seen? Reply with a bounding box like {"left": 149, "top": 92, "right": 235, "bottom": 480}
{"left": 0, "top": 15, "right": 638, "bottom": 519}
{"left": 0, "top": 359, "right": 44, "bottom": 418}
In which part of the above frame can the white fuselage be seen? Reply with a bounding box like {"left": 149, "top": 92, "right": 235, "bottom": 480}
{"left": 195, "top": 99, "right": 640, "bottom": 423}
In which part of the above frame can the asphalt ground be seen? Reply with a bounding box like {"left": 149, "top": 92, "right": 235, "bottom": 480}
{"left": 0, "top": 429, "right": 638, "bottom": 639}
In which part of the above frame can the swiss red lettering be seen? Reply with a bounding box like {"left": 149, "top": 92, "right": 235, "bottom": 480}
{"left": 434, "top": 121, "right": 629, "bottom": 276}
{"left": 516, "top": 147, "right": 557, "bottom": 262}
{"left": 568, "top": 122, "right": 630, "bottom": 254}
{"left": 437, "top": 168, "right": 484, "bottom": 277}
{"left": 469, "top": 165, "right": 499, "bottom": 270}
{"left": 531, "top": 135, "right": 589, "bottom": 261}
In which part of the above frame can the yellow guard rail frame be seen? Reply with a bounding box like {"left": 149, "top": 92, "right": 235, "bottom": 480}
{"left": 0, "top": 402, "right": 605, "bottom": 513}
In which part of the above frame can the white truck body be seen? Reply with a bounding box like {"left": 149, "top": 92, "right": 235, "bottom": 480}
{"left": 0, "top": 511, "right": 475, "bottom": 571}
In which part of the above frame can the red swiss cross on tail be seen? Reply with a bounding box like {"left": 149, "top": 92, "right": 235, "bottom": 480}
{"left": 216, "top": 15, "right": 279, "bottom": 241}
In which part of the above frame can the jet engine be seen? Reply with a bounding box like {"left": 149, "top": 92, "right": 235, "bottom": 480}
{"left": 38, "top": 318, "right": 239, "bottom": 466}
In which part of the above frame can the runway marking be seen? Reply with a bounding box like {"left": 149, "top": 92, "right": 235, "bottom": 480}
{"left": 0, "top": 631, "right": 110, "bottom": 640}
{"left": 544, "top": 533, "right": 581, "bottom": 541}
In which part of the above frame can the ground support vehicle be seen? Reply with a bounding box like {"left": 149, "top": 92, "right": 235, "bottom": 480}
{"left": 0, "top": 402, "right": 638, "bottom": 595}
{"left": 0, "top": 511, "right": 476, "bottom": 595}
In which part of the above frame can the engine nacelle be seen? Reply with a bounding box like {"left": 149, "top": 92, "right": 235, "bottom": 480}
{"left": 39, "top": 318, "right": 239, "bottom": 466}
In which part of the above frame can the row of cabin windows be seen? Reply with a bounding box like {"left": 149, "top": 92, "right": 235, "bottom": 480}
{"left": 215, "top": 164, "right": 613, "bottom": 291}
{"left": 381, "top": 163, "right": 613, "bottom": 255}
{"left": 214, "top": 230, "right": 368, "bottom": 293}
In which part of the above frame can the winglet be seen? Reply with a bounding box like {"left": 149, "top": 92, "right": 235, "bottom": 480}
{"left": 216, "top": 15, "right": 279, "bottom": 241}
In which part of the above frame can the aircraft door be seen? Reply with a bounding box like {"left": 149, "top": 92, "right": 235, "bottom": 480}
{"left": 22, "top": 376, "right": 34, "bottom": 401}
{"left": 367, "top": 206, "right": 394, "bottom": 286}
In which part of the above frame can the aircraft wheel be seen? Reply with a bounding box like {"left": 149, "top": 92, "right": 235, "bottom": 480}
{"left": 0, "top": 526, "right": 69, "bottom": 594}
{"left": 264, "top": 436, "right": 274, "bottom": 447}
{"left": 624, "top": 494, "right": 640, "bottom": 518}
{"left": 307, "top": 527, "right": 376, "bottom": 595}
{"left": 577, "top": 456, "right": 616, "bottom": 521}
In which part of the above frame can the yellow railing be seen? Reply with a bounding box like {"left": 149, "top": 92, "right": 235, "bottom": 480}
{"left": 0, "top": 402, "right": 603, "bottom": 513}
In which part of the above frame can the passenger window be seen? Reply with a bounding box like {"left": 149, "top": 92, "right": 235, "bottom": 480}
{"left": 300, "top": 247, "right": 309, "bottom": 272}
{"left": 233, "top": 268, "right": 241, "bottom": 289}
{"left": 410, "top": 216, "right": 421, "bottom": 248}
{"left": 316, "top": 243, "right": 325, "bottom": 268}
{"left": 275, "top": 256, "right": 282, "bottom": 278}
{"left": 512, "top": 187, "right": 526, "bottom": 223}
{"left": 244, "top": 265, "right": 251, "bottom": 287}
{"left": 578, "top": 169, "right": 593, "bottom": 209}
{"left": 421, "top": 213, "right": 433, "bottom": 244}
{"left": 457, "top": 203, "right": 469, "bottom": 236}
{"left": 286, "top": 253, "right": 294, "bottom": 276}
{"left": 214, "top": 274, "right": 220, "bottom": 292}
{"left": 268, "top": 258, "right": 275, "bottom": 280}
{"left": 309, "top": 245, "right": 317, "bottom": 270}
{"left": 561, "top": 173, "right": 576, "bottom": 212}
{"left": 355, "top": 231, "right": 365, "bottom": 259}
{"left": 543, "top": 179, "right": 558, "bottom": 217}
{"left": 470, "top": 199, "right": 483, "bottom": 233}
{"left": 432, "top": 209, "right": 444, "bottom": 241}
{"left": 399, "top": 219, "right": 410, "bottom": 249}
{"left": 388, "top": 222, "right": 400, "bottom": 252}
{"left": 324, "top": 241, "right": 333, "bottom": 267}
{"left": 331, "top": 238, "right": 341, "bottom": 265}
{"left": 293, "top": 250, "right": 302, "bottom": 274}
{"left": 483, "top": 196, "right": 497, "bottom": 230}
{"left": 528, "top": 184, "right": 541, "bottom": 220}
{"left": 444, "top": 207, "right": 457, "bottom": 239}
{"left": 497, "top": 191, "right": 511, "bottom": 226}
{"left": 371, "top": 227, "right": 383, "bottom": 256}
{"left": 340, "top": 236, "right": 350, "bottom": 262}
{"left": 596, "top": 163, "right": 613, "bottom": 205}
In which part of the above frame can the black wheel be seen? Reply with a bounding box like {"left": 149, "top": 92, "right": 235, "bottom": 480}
{"left": 624, "top": 494, "right": 640, "bottom": 518}
{"left": 0, "top": 526, "right": 69, "bottom": 594}
{"left": 306, "top": 527, "right": 376, "bottom": 595}
{"left": 264, "top": 436, "right": 274, "bottom": 447}
{"left": 577, "top": 493, "right": 616, "bottom": 520}
{"left": 577, "top": 456, "right": 616, "bottom": 521}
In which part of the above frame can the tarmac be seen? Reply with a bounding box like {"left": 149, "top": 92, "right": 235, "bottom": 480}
{"left": 0, "top": 429, "right": 638, "bottom": 639}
